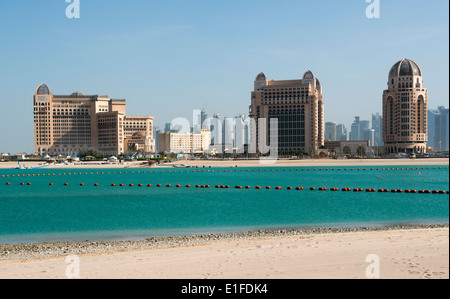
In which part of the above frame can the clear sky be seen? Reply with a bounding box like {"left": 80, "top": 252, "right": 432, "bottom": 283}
{"left": 0, "top": 0, "right": 448, "bottom": 154}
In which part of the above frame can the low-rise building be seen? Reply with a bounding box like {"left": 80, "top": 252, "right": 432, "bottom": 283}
{"left": 159, "top": 130, "right": 211, "bottom": 154}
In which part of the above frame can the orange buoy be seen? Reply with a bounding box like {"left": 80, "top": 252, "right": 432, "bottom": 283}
{"left": 94, "top": 183, "right": 99, "bottom": 186}
{"left": 287, "top": 187, "right": 292, "bottom": 190}
{"left": 266, "top": 186, "right": 271, "bottom": 190}
{"left": 147, "top": 184, "right": 152, "bottom": 187}
{"left": 80, "top": 183, "right": 84, "bottom": 186}
{"left": 296, "top": 187, "right": 304, "bottom": 190}
{"left": 176, "top": 185, "right": 181, "bottom": 188}
{"left": 129, "top": 184, "right": 133, "bottom": 187}
{"left": 310, "top": 187, "right": 315, "bottom": 190}
{"left": 157, "top": 184, "right": 161, "bottom": 187}
{"left": 235, "top": 186, "right": 242, "bottom": 189}
{"left": 275, "top": 186, "right": 282, "bottom": 190}
{"left": 166, "top": 184, "right": 171, "bottom": 187}
{"left": 64, "top": 183, "right": 69, "bottom": 186}
{"left": 20, "top": 182, "right": 25, "bottom": 185}
{"left": 111, "top": 184, "right": 116, "bottom": 187}
{"left": 138, "top": 184, "right": 143, "bottom": 187}
{"left": 225, "top": 185, "right": 230, "bottom": 189}
{"left": 49, "top": 183, "right": 53, "bottom": 186}
{"left": 255, "top": 186, "right": 262, "bottom": 189}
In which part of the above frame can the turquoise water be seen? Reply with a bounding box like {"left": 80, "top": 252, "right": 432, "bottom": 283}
{"left": 0, "top": 165, "right": 448, "bottom": 244}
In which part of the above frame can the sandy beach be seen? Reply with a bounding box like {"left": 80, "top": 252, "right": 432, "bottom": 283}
{"left": 0, "top": 226, "right": 448, "bottom": 279}
{"left": 0, "top": 158, "right": 448, "bottom": 170}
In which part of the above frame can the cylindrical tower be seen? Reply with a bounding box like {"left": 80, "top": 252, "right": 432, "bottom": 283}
{"left": 383, "top": 59, "right": 428, "bottom": 154}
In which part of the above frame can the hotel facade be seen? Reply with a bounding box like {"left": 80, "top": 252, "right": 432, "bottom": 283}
{"left": 159, "top": 130, "right": 211, "bottom": 154}
{"left": 249, "top": 71, "right": 324, "bottom": 156}
{"left": 382, "top": 59, "right": 428, "bottom": 154}
{"left": 33, "top": 84, "right": 155, "bottom": 156}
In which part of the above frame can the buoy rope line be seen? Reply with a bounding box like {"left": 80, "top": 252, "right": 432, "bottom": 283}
{"left": 2, "top": 182, "right": 449, "bottom": 194}
{"left": 1, "top": 166, "right": 448, "bottom": 178}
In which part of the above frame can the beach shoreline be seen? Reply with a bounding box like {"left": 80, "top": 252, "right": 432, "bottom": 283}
{"left": 0, "top": 158, "right": 448, "bottom": 170}
{"left": 0, "top": 225, "right": 448, "bottom": 279}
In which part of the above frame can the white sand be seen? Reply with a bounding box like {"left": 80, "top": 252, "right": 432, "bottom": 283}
{"left": 0, "top": 158, "right": 448, "bottom": 170}
{"left": 0, "top": 228, "right": 448, "bottom": 279}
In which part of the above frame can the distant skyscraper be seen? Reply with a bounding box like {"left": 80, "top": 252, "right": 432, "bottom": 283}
{"left": 360, "top": 120, "right": 370, "bottom": 140}
{"left": 383, "top": 59, "right": 428, "bottom": 154}
{"left": 250, "top": 71, "right": 324, "bottom": 155}
{"left": 372, "top": 113, "right": 383, "bottom": 146}
{"left": 164, "top": 123, "right": 181, "bottom": 133}
{"left": 336, "top": 124, "right": 348, "bottom": 141}
{"left": 210, "top": 113, "right": 222, "bottom": 145}
{"left": 154, "top": 126, "right": 160, "bottom": 153}
{"left": 350, "top": 117, "right": 361, "bottom": 141}
{"left": 325, "top": 122, "right": 337, "bottom": 141}
{"left": 428, "top": 106, "right": 449, "bottom": 151}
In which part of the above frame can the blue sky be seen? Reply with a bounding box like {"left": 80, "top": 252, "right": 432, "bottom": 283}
{"left": 0, "top": 0, "right": 448, "bottom": 153}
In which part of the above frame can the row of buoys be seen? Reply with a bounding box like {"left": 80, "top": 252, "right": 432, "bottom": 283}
{"left": 1, "top": 166, "right": 448, "bottom": 179}
{"left": 3, "top": 182, "right": 450, "bottom": 194}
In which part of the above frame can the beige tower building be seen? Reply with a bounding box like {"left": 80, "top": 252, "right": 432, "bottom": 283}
{"left": 249, "top": 71, "right": 324, "bottom": 155}
{"left": 33, "top": 84, "right": 155, "bottom": 156}
{"left": 382, "top": 59, "right": 428, "bottom": 154}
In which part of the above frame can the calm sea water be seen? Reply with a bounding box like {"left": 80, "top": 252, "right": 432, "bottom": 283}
{"left": 0, "top": 165, "right": 448, "bottom": 244}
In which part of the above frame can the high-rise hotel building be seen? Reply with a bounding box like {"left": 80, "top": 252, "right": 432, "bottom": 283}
{"left": 249, "top": 71, "right": 324, "bottom": 155}
{"left": 382, "top": 59, "right": 428, "bottom": 154}
{"left": 33, "top": 84, "right": 155, "bottom": 156}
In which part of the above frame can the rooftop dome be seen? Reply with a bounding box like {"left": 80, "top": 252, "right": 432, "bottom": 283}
{"left": 255, "top": 72, "right": 267, "bottom": 81}
{"left": 303, "top": 70, "right": 314, "bottom": 80}
{"left": 70, "top": 91, "right": 85, "bottom": 97}
{"left": 389, "top": 59, "right": 422, "bottom": 78}
{"left": 36, "top": 84, "right": 50, "bottom": 95}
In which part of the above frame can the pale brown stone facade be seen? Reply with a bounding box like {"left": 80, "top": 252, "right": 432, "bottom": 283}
{"left": 382, "top": 59, "right": 428, "bottom": 154}
{"left": 33, "top": 85, "right": 155, "bottom": 156}
{"left": 249, "top": 71, "right": 324, "bottom": 155}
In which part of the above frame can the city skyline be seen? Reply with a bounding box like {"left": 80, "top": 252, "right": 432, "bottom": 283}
{"left": 0, "top": 0, "right": 448, "bottom": 153}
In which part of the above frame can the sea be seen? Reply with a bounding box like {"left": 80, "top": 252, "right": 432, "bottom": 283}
{"left": 0, "top": 165, "right": 448, "bottom": 245}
